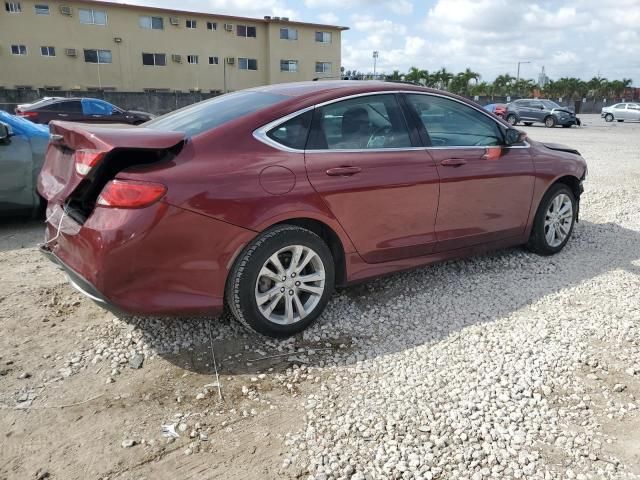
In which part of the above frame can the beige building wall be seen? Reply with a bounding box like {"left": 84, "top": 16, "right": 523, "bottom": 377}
{"left": 0, "top": 0, "right": 345, "bottom": 92}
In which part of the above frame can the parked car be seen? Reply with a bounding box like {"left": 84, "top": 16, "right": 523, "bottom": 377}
{"left": 601, "top": 103, "right": 640, "bottom": 122}
{"left": 16, "top": 96, "right": 64, "bottom": 111}
{"left": 0, "top": 111, "right": 49, "bottom": 216}
{"left": 505, "top": 99, "right": 579, "bottom": 128}
{"left": 483, "top": 103, "right": 507, "bottom": 118}
{"left": 15, "top": 98, "right": 154, "bottom": 125}
{"left": 38, "top": 81, "right": 587, "bottom": 337}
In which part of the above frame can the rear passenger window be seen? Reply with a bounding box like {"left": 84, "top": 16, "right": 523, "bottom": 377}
{"left": 266, "top": 110, "right": 312, "bottom": 150}
{"left": 308, "top": 94, "right": 412, "bottom": 150}
{"left": 407, "top": 94, "right": 504, "bottom": 147}
{"left": 48, "top": 100, "right": 82, "bottom": 113}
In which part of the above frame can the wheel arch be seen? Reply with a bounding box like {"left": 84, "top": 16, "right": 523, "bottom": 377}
{"left": 270, "top": 217, "right": 347, "bottom": 287}
{"left": 552, "top": 174, "right": 583, "bottom": 201}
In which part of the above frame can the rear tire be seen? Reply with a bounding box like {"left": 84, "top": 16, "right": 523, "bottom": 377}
{"left": 506, "top": 114, "right": 518, "bottom": 126}
{"left": 527, "top": 184, "right": 577, "bottom": 256}
{"left": 604, "top": 113, "right": 614, "bottom": 122}
{"left": 544, "top": 116, "right": 556, "bottom": 128}
{"left": 226, "top": 225, "right": 335, "bottom": 337}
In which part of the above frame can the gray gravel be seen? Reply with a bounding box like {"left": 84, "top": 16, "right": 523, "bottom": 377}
{"left": 63, "top": 115, "right": 640, "bottom": 478}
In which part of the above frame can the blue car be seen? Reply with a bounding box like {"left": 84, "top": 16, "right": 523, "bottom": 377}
{"left": 0, "top": 111, "right": 49, "bottom": 215}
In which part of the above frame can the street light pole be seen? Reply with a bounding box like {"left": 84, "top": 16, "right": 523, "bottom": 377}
{"left": 516, "top": 61, "right": 530, "bottom": 96}
{"left": 372, "top": 51, "right": 379, "bottom": 78}
{"left": 516, "top": 61, "right": 531, "bottom": 86}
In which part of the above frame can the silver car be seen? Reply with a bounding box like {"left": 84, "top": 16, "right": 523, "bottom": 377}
{"left": 601, "top": 103, "right": 640, "bottom": 122}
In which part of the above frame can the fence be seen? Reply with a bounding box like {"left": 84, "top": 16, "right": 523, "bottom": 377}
{"left": 0, "top": 88, "right": 633, "bottom": 116}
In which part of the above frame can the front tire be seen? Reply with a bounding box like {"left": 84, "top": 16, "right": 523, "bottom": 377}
{"left": 226, "top": 225, "right": 335, "bottom": 337}
{"left": 604, "top": 113, "right": 614, "bottom": 122}
{"left": 544, "top": 116, "right": 557, "bottom": 128}
{"left": 527, "top": 184, "right": 577, "bottom": 255}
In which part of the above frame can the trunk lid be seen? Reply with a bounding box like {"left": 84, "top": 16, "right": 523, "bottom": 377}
{"left": 38, "top": 121, "right": 184, "bottom": 204}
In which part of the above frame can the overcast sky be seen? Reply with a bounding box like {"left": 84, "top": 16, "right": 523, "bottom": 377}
{"left": 110, "top": 0, "right": 640, "bottom": 85}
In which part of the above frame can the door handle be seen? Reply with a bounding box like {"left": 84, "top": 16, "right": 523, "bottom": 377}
{"left": 326, "top": 166, "right": 362, "bottom": 176}
{"left": 58, "top": 114, "right": 69, "bottom": 117}
{"left": 440, "top": 158, "right": 467, "bottom": 167}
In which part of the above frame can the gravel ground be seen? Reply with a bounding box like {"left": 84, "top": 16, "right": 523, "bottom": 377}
{"left": 1, "top": 114, "right": 639, "bottom": 479}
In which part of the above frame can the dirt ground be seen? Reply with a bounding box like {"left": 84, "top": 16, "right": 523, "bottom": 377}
{"left": 1, "top": 114, "right": 640, "bottom": 479}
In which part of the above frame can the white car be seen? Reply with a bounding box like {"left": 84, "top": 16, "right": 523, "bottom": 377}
{"left": 601, "top": 102, "right": 640, "bottom": 122}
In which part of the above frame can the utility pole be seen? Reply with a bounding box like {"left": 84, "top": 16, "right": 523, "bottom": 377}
{"left": 516, "top": 61, "right": 530, "bottom": 95}
{"left": 372, "top": 51, "right": 379, "bottom": 79}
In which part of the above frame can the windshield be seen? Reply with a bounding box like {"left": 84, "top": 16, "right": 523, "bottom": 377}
{"left": 541, "top": 100, "right": 561, "bottom": 109}
{"left": 144, "top": 91, "right": 287, "bottom": 137}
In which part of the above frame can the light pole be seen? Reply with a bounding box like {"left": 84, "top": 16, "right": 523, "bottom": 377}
{"left": 372, "top": 51, "right": 379, "bottom": 78}
{"left": 516, "top": 61, "right": 530, "bottom": 94}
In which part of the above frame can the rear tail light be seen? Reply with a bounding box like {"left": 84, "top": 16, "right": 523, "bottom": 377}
{"left": 74, "top": 149, "right": 106, "bottom": 176}
{"left": 97, "top": 180, "right": 167, "bottom": 208}
{"left": 17, "top": 111, "right": 39, "bottom": 119}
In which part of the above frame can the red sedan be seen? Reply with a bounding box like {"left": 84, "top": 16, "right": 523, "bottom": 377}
{"left": 38, "top": 81, "right": 587, "bottom": 337}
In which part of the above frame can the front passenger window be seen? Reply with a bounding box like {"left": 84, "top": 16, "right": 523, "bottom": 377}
{"left": 308, "top": 94, "right": 412, "bottom": 150}
{"left": 407, "top": 94, "right": 504, "bottom": 147}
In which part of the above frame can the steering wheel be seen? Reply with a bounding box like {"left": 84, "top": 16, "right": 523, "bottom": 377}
{"left": 367, "top": 125, "right": 393, "bottom": 148}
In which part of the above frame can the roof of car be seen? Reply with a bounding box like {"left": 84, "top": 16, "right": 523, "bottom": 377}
{"left": 254, "top": 80, "right": 433, "bottom": 98}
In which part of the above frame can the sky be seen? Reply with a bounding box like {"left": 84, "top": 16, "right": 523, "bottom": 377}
{"left": 109, "top": 0, "right": 640, "bottom": 85}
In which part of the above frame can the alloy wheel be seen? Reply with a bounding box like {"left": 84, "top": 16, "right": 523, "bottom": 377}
{"left": 544, "top": 193, "right": 573, "bottom": 248}
{"left": 254, "top": 245, "right": 325, "bottom": 325}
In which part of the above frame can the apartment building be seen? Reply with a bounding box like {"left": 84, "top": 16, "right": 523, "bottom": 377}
{"left": 0, "top": 0, "right": 346, "bottom": 92}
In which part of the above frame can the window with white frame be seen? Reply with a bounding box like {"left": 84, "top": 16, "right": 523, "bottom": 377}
{"left": 238, "top": 57, "right": 257, "bottom": 70}
{"left": 34, "top": 4, "right": 49, "bottom": 14}
{"left": 280, "top": 59, "right": 298, "bottom": 72}
{"left": 84, "top": 49, "right": 112, "bottom": 64}
{"left": 11, "top": 44, "right": 27, "bottom": 55}
{"left": 187, "top": 55, "right": 199, "bottom": 64}
{"left": 142, "top": 52, "right": 166, "bottom": 66}
{"left": 79, "top": 8, "right": 107, "bottom": 25}
{"left": 280, "top": 27, "right": 298, "bottom": 40}
{"left": 208, "top": 56, "right": 219, "bottom": 65}
{"left": 207, "top": 21, "right": 216, "bottom": 30}
{"left": 139, "top": 15, "right": 163, "bottom": 29}
{"left": 315, "top": 61, "right": 332, "bottom": 73}
{"left": 40, "top": 46, "right": 55, "bottom": 56}
{"left": 5, "top": 1, "right": 21, "bottom": 12}
{"left": 315, "top": 31, "right": 331, "bottom": 43}
{"left": 186, "top": 19, "right": 196, "bottom": 28}
{"left": 237, "top": 25, "right": 256, "bottom": 37}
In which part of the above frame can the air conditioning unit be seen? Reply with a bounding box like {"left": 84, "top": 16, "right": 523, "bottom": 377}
{"left": 65, "top": 48, "right": 77, "bottom": 57}
{"left": 59, "top": 5, "right": 72, "bottom": 15}
{"left": 225, "top": 56, "right": 235, "bottom": 65}
{"left": 273, "top": 16, "right": 280, "bottom": 20}
{"left": 169, "top": 17, "right": 179, "bottom": 25}
{"left": 171, "top": 54, "right": 182, "bottom": 63}
{"left": 224, "top": 23, "right": 233, "bottom": 31}
{"left": 281, "top": 17, "right": 289, "bottom": 21}
{"left": 263, "top": 15, "right": 271, "bottom": 20}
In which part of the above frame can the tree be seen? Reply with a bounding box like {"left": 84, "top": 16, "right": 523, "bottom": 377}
{"left": 405, "top": 67, "right": 428, "bottom": 85}
{"left": 387, "top": 70, "right": 402, "bottom": 81}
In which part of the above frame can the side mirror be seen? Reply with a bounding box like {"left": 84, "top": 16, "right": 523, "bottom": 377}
{"left": 505, "top": 128, "right": 527, "bottom": 145}
{"left": 0, "top": 122, "right": 13, "bottom": 142}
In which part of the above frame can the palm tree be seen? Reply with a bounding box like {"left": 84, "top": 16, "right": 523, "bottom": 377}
{"left": 434, "top": 67, "right": 453, "bottom": 90}
{"left": 387, "top": 70, "right": 402, "bottom": 81}
{"left": 493, "top": 73, "right": 516, "bottom": 95}
{"left": 405, "top": 67, "right": 428, "bottom": 85}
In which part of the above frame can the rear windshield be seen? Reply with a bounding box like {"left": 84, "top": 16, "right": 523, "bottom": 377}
{"left": 144, "top": 91, "right": 286, "bottom": 137}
